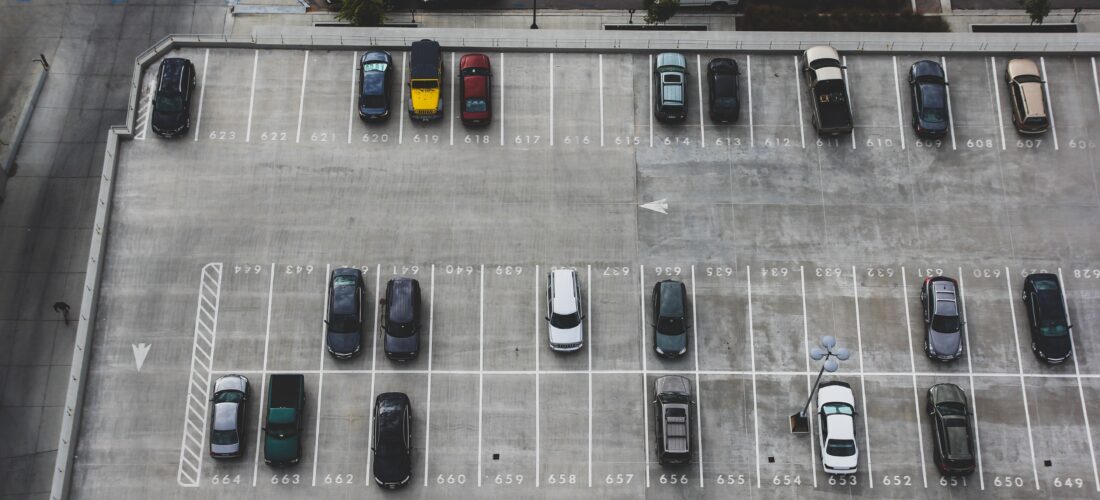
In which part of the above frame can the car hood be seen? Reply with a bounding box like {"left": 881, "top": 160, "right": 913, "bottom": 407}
{"left": 211, "top": 442, "right": 240, "bottom": 455}
{"left": 928, "top": 329, "right": 961, "bottom": 357}
{"left": 152, "top": 109, "right": 187, "bottom": 129}
{"left": 1035, "top": 333, "right": 1072, "bottom": 359}
{"left": 385, "top": 333, "right": 419, "bottom": 355}
{"left": 410, "top": 87, "right": 440, "bottom": 110}
{"left": 549, "top": 325, "right": 583, "bottom": 344}
{"left": 374, "top": 452, "right": 411, "bottom": 484}
{"left": 327, "top": 330, "right": 361, "bottom": 353}
{"left": 656, "top": 331, "right": 687, "bottom": 355}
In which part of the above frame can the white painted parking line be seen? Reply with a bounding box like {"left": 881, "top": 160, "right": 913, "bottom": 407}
{"left": 747, "top": 55, "right": 754, "bottom": 148}
{"left": 799, "top": 267, "right": 817, "bottom": 487}
{"left": 245, "top": 50, "right": 258, "bottom": 142}
{"left": 477, "top": 264, "right": 485, "bottom": 486}
{"left": 892, "top": 56, "right": 907, "bottom": 150}
{"left": 138, "top": 82, "right": 151, "bottom": 140}
{"left": 310, "top": 263, "right": 329, "bottom": 486}
{"left": 216, "top": 367, "right": 1100, "bottom": 379}
{"left": 587, "top": 264, "right": 593, "bottom": 488}
{"left": 956, "top": 270, "right": 985, "bottom": 490}
{"left": 499, "top": 53, "right": 505, "bottom": 146}
{"left": 399, "top": 52, "right": 406, "bottom": 145}
{"left": 649, "top": 55, "right": 654, "bottom": 148}
{"left": 1039, "top": 57, "right": 1059, "bottom": 150}
{"left": 251, "top": 263, "right": 275, "bottom": 487}
{"left": 990, "top": 57, "right": 1007, "bottom": 150}
{"left": 639, "top": 265, "right": 650, "bottom": 487}
{"left": 745, "top": 266, "right": 761, "bottom": 489}
{"left": 423, "top": 264, "right": 435, "bottom": 486}
{"left": 1003, "top": 268, "right": 1040, "bottom": 490}
{"left": 549, "top": 53, "right": 554, "bottom": 146}
{"left": 850, "top": 266, "right": 873, "bottom": 487}
{"left": 940, "top": 56, "right": 958, "bottom": 151}
{"left": 364, "top": 264, "right": 382, "bottom": 485}
{"left": 794, "top": 56, "right": 806, "bottom": 149}
{"left": 690, "top": 266, "right": 704, "bottom": 488}
{"left": 599, "top": 55, "right": 605, "bottom": 147}
{"left": 842, "top": 56, "right": 856, "bottom": 150}
{"left": 1058, "top": 268, "right": 1100, "bottom": 491}
{"left": 1093, "top": 57, "right": 1100, "bottom": 119}
{"left": 449, "top": 52, "right": 455, "bottom": 146}
{"left": 899, "top": 268, "right": 928, "bottom": 488}
{"left": 347, "top": 51, "right": 356, "bottom": 144}
{"left": 697, "top": 55, "right": 705, "bottom": 148}
{"left": 193, "top": 49, "right": 209, "bottom": 142}
{"left": 535, "top": 265, "right": 541, "bottom": 488}
{"left": 296, "top": 51, "right": 309, "bottom": 144}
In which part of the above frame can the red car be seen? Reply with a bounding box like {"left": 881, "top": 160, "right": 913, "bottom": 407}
{"left": 458, "top": 53, "right": 492, "bottom": 126}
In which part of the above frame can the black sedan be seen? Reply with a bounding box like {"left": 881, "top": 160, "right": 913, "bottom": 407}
{"left": 326, "top": 268, "right": 364, "bottom": 359}
{"left": 373, "top": 392, "right": 412, "bottom": 489}
{"left": 908, "top": 60, "right": 949, "bottom": 139}
{"left": 926, "top": 383, "right": 975, "bottom": 475}
{"left": 1022, "top": 273, "right": 1072, "bottom": 363}
{"left": 920, "top": 276, "right": 964, "bottom": 361}
{"left": 707, "top": 58, "right": 740, "bottom": 123}
{"left": 359, "top": 50, "right": 393, "bottom": 121}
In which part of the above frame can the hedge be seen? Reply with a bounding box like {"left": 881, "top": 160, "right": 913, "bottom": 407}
{"left": 740, "top": 5, "right": 950, "bottom": 32}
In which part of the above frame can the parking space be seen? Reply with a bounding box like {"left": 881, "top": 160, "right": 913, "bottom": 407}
{"left": 427, "top": 265, "right": 480, "bottom": 372}
{"left": 298, "top": 50, "right": 353, "bottom": 146}
{"left": 480, "top": 374, "right": 537, "bottom": 488}
{"left": 755, "top": 374, "right": 823, "bottom": 491}
{"left": 195, "top": 49, "right": 252, "bottom": 142}
{"left": 590, "top": 264, "right": 641, "bottom": 370}
{"left": 484, "top": 264, "right": 535, "bottom": 371}
{"left": 749, "top": 264, "right": 807, "bottom": 373}
{"left": 538, "top": 374, "right": 589, "bottom": 490}
{"left": 210, "top": 265, "right": 270, "bottom": 372}
{"left": 502, "top": 52, "right": 551, "bottom": 147}
{"left": 694, "top": 265, "right": 750, "bottom": 372}
{"left": 309, "top": 372, "right": 373, "bottom": 488}
{"left": 423, "top": 374, "right": 479, "bottom": 489}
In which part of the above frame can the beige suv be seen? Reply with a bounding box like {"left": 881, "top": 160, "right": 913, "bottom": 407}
{"left": 1004, "top": 59, "right": 1049, "bottom": 134}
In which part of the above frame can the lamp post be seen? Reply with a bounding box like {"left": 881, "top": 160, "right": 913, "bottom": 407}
{"left": 530, "top": 0, "right": 539, "bottom": 29}
{"left": 1072, "top": 7, "right": 1083, "bottom": 23}
{"left": 790, "top": 335, "right": 850, "bottom": 433}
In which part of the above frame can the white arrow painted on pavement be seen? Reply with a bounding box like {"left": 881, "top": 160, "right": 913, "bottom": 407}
{"left": 640, "top": 199, "right": 668, "bottom": 214}
{"left": 132, "top": 343, "right": 152, "bottom": 371}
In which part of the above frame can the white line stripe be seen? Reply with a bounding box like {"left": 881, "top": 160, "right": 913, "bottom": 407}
{"left": 842, "top": 56, "right": 856, "bottom": 150}
{"left": 649, "top": 55, "right": 654, "bottom": 148}
{"left": 193, "top": 48, "right": 209, "bottom": 142}
{"left": 423, "top": 264, "right": 435, "bottom": 486}
{"left": 747, "top": 55, "right": 754, "bottom": 148}
{"left": 142, "top": 86, "right": 152, "bottom": 139}
{"left": 640, "top": 265, "right": 650, "bottom": 487}
{"left": 956, "top": 269, "right": 985, "bottom": 490}
{"left": 477, "top": 264, "right": 485, "bottom": 486}
{"left": 250, "top": 263, "right": 274, "bottom": 486}
{"left": 747, "top": 266, "right": 761, "bottom": 489}
{"left": 535, "top": 264, "right": 541, "bottom": 488}
{"left": 245, "top": 50, "right": 258, "bottom": 142}
{"left": 587, "top": 264, "right": 593, "bottom": 488}
{"left": 399, "top": 51, "right": 406, "bottom": 145}
{"left": 892, "top": 56, "right": 906, "bottom": 150}
{"left": 851, "top": 266, "right": 872, "bottom": 487}
{"left": 800, "top": 266, "right": 817, "bottom": 487}
{"left": 990, "top": 57, "right": 1007, "bottom": 150}
{"left": 499, "top": 52, "right": 505, "bottom": 147}
{"left": 449, "top": 52, "right": 455, "bottom": 146}
{"left": 1058, "top": 268, "right": 1100, "bottom": 491}
{"left": 794, "top": 55, "right": 805, "bottom": 148}
{"left": 1092, "top": 57, "right": 1100, "bottom": 120}
{"left": 549, "top": 53, "right": 554, "bottom": 146}
{"left": 690, "top": 265, "right": 703, "bottom": 487}
{"left": 364, "top": 264, "right": 382, "bottom": 485}
{"left": 295, "top": 51, "right": 309, "bottom": 143}
{"left": 348, "top": 51, "right": 356, "bottom": 144}
{"left": 940, "top": 56, "right": 958, "bottom": 150}
{"left": 697, "top": 54, "right": 705, "bottom": 148}
{"left": 1004, "top": 268, "right": 1039, "bottom": 489}
{"left": 1039, "top": 57, "right": 1059, "bottom": 150}
{"left": 310, "top": 263, "right": 329, "bottom": 486}
{"left": 900, "top": 268, "right": 927, "bottom": 487}
{"left": 599, "top": 55, "right": 605, "bottom": 147}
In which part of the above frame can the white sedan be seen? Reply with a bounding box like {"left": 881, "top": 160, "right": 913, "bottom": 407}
{"left": 817, "top": 381, "right": 858, "bottom": 475}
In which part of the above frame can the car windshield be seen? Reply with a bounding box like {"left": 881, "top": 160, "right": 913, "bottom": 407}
{"left": 1040, "top": 322, "right": 1068, "bottom": 336}
{"left": 658, "top": 317, "right": 684, "bottom": 335}
{"left": 715, "top": 97, "right": 738, "bottom": 108}
{"left": 809, "top": 58, "right": 840, "bottom": 70}
{"left": 268, "top": 422, "right": 296, "bottom": 438}
{"left": 658, "top": 65, "right": 683, "bottom": 74}
{"left": 411, "top": 79, "right": 438, "bottom": 89}
{"left": 931, "top": 314, "right": 960, "bottom": 333}
{"left": 920, "top": 106, "right": 946, "bottom": 123}
{"left": 1016, "top": 74, "right": 1041, "bottom": 84}
{"left": 155, "top": 93, "right": 184, "bottom": 113}
{"left": 822, "top": 403, "right": 853, "bottom": 416}
{"left": 215, "top": 390, "right": 244, "bottom": 404}
{"left": 550, "top": 312, "right": 581, "bottom": 329}
{"left": 465, "top": 98, "right": 487, "bottom": 112}
{"left": 211, "top": 429, "right": 237, "bottom": 445}
{"left": 826, "top": 439, "right": 856, "bottom": 457}
{"left": 937, "top": 401, "right": 966, "bottom": 416}
{"left": 363, "top": 62, "right": 387, "bottom": 72}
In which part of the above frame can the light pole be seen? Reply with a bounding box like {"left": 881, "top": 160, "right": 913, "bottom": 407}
{"left": 530, "top": 0, "right": 539, "bottom": 29}
{"left": 790, "top": 335, "right": 850, "bottom": 433}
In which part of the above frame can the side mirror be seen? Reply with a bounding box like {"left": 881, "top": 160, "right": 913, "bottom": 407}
{"left": 323, "top": 319, "right": 329, "bottom": 325}
{"left": 544, "top": 316, "right": 551, "bottom": 321}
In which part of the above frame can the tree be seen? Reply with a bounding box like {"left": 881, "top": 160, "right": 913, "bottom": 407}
{"left": 1022, "top": 0, "right": 1051, "bottom": 25}
{"left": 644, "top": 0, "right": 680, "bottom": 24}
{"left": 336, "top": 0, "right": 387, "bottom": 26}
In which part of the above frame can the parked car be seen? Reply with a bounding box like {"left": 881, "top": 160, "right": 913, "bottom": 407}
{"left": 326, "top": 268, "right": 364, "bottom": 359}
{"left": 381, "top": 278, "right": 422, "bottom": 361}
{"left": 920, "top": 276, "right": 964, "bottom": 361}
{"left": 151, "top": 57, "right": 196, "bottom": 138}
{"left": 706, "top": 58, "right": 740, "bottom": 123}
{"left": 546, "top": 269, "right": 584, "bottom": 352}
{"left": 210, "top": 374, "right": 249, "bottom": 458}
{"left": 653, "top": 375, "right": 693, "bottom": 465}
{"left": 458, "top": 53, "right": 492, "bottom": 126}
{"left": 1022, "top": 273, "right": 1072, "bottom": 363}
{"left": 372, "top": 392, "right": 412, "bottom": 489}
{"left": 1005, "top": 58, "right": 1049, "bottom": 134}
{"left": 263, "top": 374, "right": 305, "bottom": 466}
{"left": 817, "top": 381, "right": 858, "bottom": 475}
{"left": 408, "top": 39, "right": 444, "bottom": 121}
{"left": 926, "top": 383, "right": 976, "bottom": 475}
{"left": 359, "top": 50, "right": 393, "bottom": 121}
{"left": 654, "top": 53, "right": 688, "bottom": 122}
{"left": 801, "top": 46, "right": 852, "bottom": 136}
{"left": 908, "top": 60, "right": 949, "bottom": 139}
{"left": 652, "top": 280, "right": 689, "bottom": 358}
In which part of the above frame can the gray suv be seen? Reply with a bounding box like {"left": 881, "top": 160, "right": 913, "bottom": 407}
{"left": 654, "top": 53, "right": 688, "bottom": 122}
{"left": 920, "top": 276, "right": 964, "bottom": 361}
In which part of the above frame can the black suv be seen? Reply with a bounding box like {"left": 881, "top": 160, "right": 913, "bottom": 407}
{"left": 653, "top": 375, "right": 693, "bottom": 465}
{"left": 381, "top": 278, "right": 422, "bottom": 361}
{"left": 1022, "top": 273, "right": 1072, "bottom": 363}
{"left": 920, "top": 276, "right": 964, "bottom": 361}
{"left": 926, "top": 383, "right": 975, "bottom": 475}
{"left": 326, "top": 268, "right": 364, "bottom": 359}
{"left": 372, "top": 392, "right": 412, "bottom": 489}
{"left": 707, "top": 58, "right": 740, "bottom": 123}
{"left": 151, "top": 58, "right": 196, "bottom": 138}
{"left": 652, "top": 280, "right": 688, "bottom": 358}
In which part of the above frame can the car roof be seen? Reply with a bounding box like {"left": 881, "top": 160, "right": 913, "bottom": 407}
{"left": 825, "top": 414, "right": 855, "bottom": 439}
{"left": 661, "top": 82, "right": 683, "bottom": 104}
{"left": 656, "top": 52, "right": 687, "bottom": 69}
{"left": 805, "top": 45, "right": 840, "bottom": 63}
{"left": 551, "top": 269, "right": 578, "bottom": 314}
{"left": 331, "top": 277, "right": 359, "bottom": 316}
{"left": 658, "top": 281, "right": 685, "bottom": 317}
{"left": 1020, "top": 82, "right": 1046, "bottom": 117}
{"left": 462, "top": 74, "right": 488, "bottom": 98}
{"left": 410, "top": 39, "right": 441, "bottom": 79}
{"left": 387, "top": 278, "right": 418, "bottom": 323}
{"left": 213, "top": 402, "right": 238, "bottom": 431}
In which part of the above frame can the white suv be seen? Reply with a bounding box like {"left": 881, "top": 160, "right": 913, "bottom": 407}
{"left": 546, "top": 269, "right": 584, "bottom": 352}
{"left": 817, "top": 381, "right": 858, "bottom": 475}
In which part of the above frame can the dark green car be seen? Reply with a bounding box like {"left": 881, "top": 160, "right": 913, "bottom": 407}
{"left": 263, "top": 374, "right": 305, "bottom": 466}
{"left": 926, "top": 383, "right": 975, "bottom": 475}
{"left": 652, "top": 280, "right": 689, "bottom": 358}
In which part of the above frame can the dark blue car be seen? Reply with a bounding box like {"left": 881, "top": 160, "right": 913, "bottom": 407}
{"left": 908, "top": 60, "right": 949, "bottom": 139}
{"left": 359, "top": 50, "right": 393, "bottom": 121}
{"left": 382, "top": 277, "right": 422, "bottom": 361}
{"left": 326, "top": 268, "right": 364, "bottom": 359}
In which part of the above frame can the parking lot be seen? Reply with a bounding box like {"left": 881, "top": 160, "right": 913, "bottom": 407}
{"left": 73, "top": 46, "right": 1100, "bottom": 500}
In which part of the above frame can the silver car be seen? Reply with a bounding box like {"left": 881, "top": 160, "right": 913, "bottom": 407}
{"left": 210, "top": 374, "right": 249, "bottom": 458}
{"left": 547, "top": 269, "right": 584, "bottom": 352}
